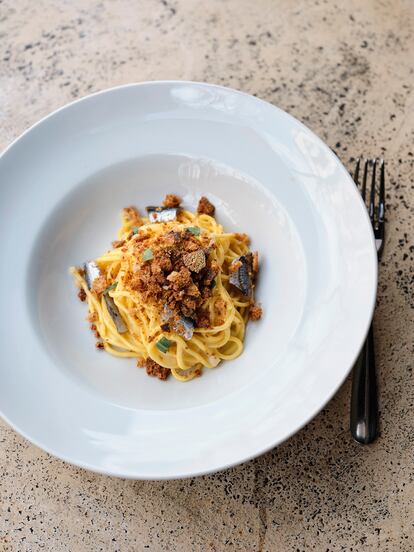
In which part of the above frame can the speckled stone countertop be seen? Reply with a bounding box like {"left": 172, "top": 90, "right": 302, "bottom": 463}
{"left": 1, "top": 1, "right": 413, "bottom": 550}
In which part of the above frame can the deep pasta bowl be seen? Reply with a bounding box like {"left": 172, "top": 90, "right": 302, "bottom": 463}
{"left": 0, "top": 82, "right": 377, "bottom": 479}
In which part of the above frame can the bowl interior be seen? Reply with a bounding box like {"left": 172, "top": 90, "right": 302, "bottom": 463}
{"left": 28, "top": 154, "right": 306, "bottom": 410}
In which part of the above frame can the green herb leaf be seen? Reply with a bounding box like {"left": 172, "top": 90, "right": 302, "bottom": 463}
{"left": 103, "top": 282, "right": 117, "bottom": 294}
{"left": 142, "top": 248, "right": 154, "bottom": 261}
{"left": 210, "top": 279, "right": 216, "bottom": 289}
{"left": 132, "top": 226, "right": 140, "bottom": 234}
{"left": 187, "top": 226, "right": 201, "bottom": 236}
{"left": 156, "top": 336, "right": 172, "bottom": 353}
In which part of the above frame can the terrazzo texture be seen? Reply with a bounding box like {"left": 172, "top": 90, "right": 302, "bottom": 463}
{"left": 1, "top": 0, "right": 414, "bottom": 550}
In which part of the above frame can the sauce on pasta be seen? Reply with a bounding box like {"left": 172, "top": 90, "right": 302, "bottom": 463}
{"left": 71, "top": 195, "right": 262, "bottom": 382}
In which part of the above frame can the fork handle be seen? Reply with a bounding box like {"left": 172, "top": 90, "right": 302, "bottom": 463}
{"left": 350, "top": 324, "right": 379, "bottom": 444}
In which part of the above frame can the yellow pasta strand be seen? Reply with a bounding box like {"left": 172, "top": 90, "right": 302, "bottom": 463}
{"left": 70, "top": 208, "right": 255, "bottom": 382}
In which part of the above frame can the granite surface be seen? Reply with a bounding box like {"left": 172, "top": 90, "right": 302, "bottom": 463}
{"left": 1, "top": 0, "right": 414, "bottom": 550}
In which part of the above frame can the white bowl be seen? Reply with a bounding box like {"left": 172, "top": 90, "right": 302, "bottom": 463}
{"left": 0, "top": 82, "right": 377, "bottom": 479}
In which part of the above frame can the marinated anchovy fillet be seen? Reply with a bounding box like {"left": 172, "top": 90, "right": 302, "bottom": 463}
{"left": 146, "top": 206, "right": 178, "bottom": 223}
{"left": 83, "top": 261, "right": 101, "bottom": 290}
{"left": 162, "top": 306, "right": 195, "bottom": 341}
{"left": 83, "top": 261, "right": 127, "bottom": 334}
{"left": 173, "top": 316, "right": 195, "bottom": 340}
{"left": 229, "top": 253, "right": 254, "bottom": 296}
{"left": 103, "top": 295, "right": 127, "bottom": 334}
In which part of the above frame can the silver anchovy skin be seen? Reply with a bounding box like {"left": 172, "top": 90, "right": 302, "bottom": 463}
{"left": 83, "top": 261, "right": 101, "bottom": 290}
{"left": 162, "top": 306, "right": 194, "bottom": 340}
{"left": 83, "top": 261, "right": 127, "bottom": 334}
{"left": 146, "top": 206, "right": 178, "bottom": 223}
{"left": 173, "top": 316, "right": 194, "bottom": 340}
{"left": 228, "top": 253, "right": 253, "bottom": 296}
{"left": 103, "top": 295, "right": 127, "bottom": 334}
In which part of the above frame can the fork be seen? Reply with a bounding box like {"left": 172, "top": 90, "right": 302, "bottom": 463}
{"left": 350, "top": 158, "right": 385, "bottom": 444}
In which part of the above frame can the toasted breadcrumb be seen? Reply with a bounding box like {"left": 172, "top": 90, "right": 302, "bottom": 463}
{"left": 215, "top": 298, "right": 227, "bottom": 324}
{"left": 90, "top": 324, "right": 100, "bottom": 338}
{"left": 92, "top": 275, "right": 108, "bottom": 294}
{"left": 196, "top": 308, "right": 210, "bottom": 329}
{"left": 234, "top": 233, "right": 250, "bottom": 245}
{"left": 249, "top": 303, "right": 263, "bottom": 321}
{"left": 197, "top": 196, "right": 215, "bottom": 216}
{"left": 252, "top": 251, "right": 259, "bottom": 273}
{"left": 87, "top": 312, "right": 99, "bottom": 323}
{"left": 112, "top": 239, "right": 125, "bottom": 248}
{"left": 166, "top": 267, "right": 192, "bottom": 289}
{"left": 122, "top": 206, "right": 142, "bottom": 226}
{"left": 140, "top": 358, "right": 170, "bottom": 380}
{"left": 182, "top": 250, "right": 206, "bottom": 273}
{"left": 77, "top": 288, "right": 87, "bottom": 302}
{"left": 163, "top": 194, "right": 181, "bottom": 208}
{"left": 229, "top": 260, "right": 242, "bottom": 273}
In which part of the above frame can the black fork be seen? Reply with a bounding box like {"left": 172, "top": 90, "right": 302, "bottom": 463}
{"left": 350, "top": 158, "right": 385, "bottom": 444}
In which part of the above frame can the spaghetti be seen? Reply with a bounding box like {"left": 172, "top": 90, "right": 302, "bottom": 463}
{"left": 71, "top": 195, "right": 262, "bottom": 382}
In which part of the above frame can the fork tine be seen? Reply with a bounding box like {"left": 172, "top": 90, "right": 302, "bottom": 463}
{"left": 369, "top": 158, "right": 376, "bottom": 223}
{"left": 354, "top": 158, "right": 361, "bottom": 185}
{"left": 361, "top": 159, "right": 369, "bottom": 201}
{"left": 378, "top": 159, "right": 385, "bottom": 224}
